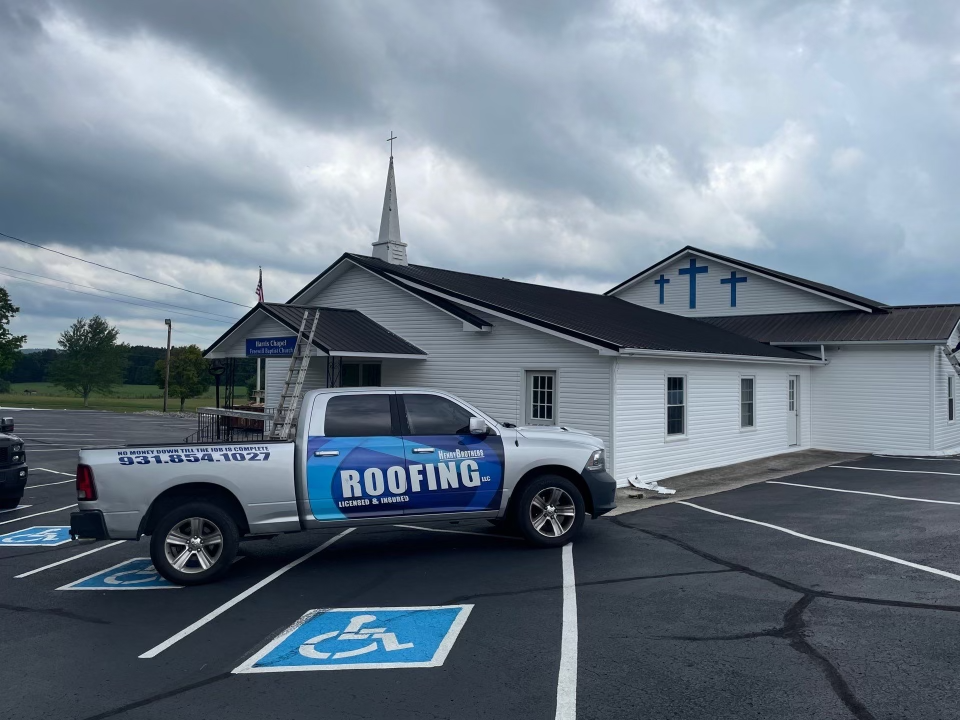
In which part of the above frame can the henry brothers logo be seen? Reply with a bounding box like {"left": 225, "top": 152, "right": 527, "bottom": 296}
{"left": 336, "top": 450, "right": 490, "bottom": 509}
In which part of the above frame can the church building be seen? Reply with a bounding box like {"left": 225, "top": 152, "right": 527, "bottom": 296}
{"left": 205, "top": 157, "right": 960, "bottom": 484}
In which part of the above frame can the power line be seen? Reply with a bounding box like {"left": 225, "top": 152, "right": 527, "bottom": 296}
{"left": 0, "top": 230, "right": 248, "bottom": 307}
{"left": 0, "top": 265, "right": 242, "bottom": 321}
{"left": 0, "top": 270, "right": 234, "bottom": 324}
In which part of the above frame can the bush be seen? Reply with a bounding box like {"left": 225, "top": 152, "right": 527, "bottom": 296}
{"left": 0, "top": 379, "right": 9, "bottom": 393}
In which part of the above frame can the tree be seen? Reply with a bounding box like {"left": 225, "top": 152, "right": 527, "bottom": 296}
{"left": 0, "top": 287, "right": 27, "bottom": 377}
{"left": 48, "top": 316, "right": 128, "bottom": 406}
{"left": 155, "top": 345, "right": 211, "bottom": 412}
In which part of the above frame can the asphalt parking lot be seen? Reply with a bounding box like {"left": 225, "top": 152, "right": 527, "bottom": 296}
{"left": 2, "top": 409, "right": 960, "bottom": 720}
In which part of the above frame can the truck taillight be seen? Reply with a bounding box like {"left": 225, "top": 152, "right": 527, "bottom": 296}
{"left": 76, "top": 464, "right": 97, "bottom": 501}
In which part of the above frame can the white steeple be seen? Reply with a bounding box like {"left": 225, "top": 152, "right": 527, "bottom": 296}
{"left": 371, "top": 147, "right": 408, "bottom": 265}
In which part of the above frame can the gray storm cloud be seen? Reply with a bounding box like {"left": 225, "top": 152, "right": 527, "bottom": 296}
{"left": 1, "top": 0, "right": 959, "bottom": 346}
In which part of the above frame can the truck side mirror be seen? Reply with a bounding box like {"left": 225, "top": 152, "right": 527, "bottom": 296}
{"left": 0, "top": 417, "right": 12, "bottom": 433}
{"left": 468, "top": 417, "right": 488, "bottom": 435}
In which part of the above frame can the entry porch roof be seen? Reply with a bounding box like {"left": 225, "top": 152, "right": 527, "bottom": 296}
{"left": 204, "top": 303, "right": 427, "bottom": 360}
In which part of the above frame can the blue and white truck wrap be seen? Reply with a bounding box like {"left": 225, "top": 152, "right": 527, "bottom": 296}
{"left": 71, "top": 388, "right": 617, "bottom": 585}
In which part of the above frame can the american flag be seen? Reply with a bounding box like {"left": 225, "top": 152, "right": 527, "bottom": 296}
{"left": 255, "top": 267, "right": 264, "bottom": 303}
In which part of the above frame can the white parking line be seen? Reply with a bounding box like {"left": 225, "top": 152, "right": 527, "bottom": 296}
{"left": 768, "top": 480, "right": 960, "bottom": 505}
{"left": 393, "top": 524, "right": 519, "bottom": 540}
{"left": 832, "top": 465, "right": 960, "bottom": 477}
{"left": 26, "top": 479, "right": 74, "bottom": 488}
{"left": 0, "top": 504, "right": 77, "bottom": 526}
{"left": 555, "top": 543, "right": 577, "bottom": 720}
{"left": 139, "top": 528, "right": 355, "bottom": 659}
{"left": 679, "top": 501, "right": 960, "bottom": 583}
{"left": 15, "top": 541, "right": 126, "bottom": 578}
{"left": 33, "top": 468, "right": 74, "bottom": 476}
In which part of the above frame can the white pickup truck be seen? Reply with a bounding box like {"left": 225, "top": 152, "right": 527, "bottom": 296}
{"left": 70, "top": 388, "right": 617, "bottom": 585}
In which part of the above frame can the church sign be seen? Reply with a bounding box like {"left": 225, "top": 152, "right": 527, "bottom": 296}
{"left": 246, "top": 336, "right": 298, "bottom": 357}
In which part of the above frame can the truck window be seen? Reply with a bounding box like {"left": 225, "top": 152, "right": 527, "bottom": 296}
{"left": 324, "top": 394, "right": 393, "bottom": 437}
{"left": 402, "top": 394, "right": 473, "bottom": 435}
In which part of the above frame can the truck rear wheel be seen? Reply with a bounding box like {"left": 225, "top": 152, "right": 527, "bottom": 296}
{"left": 514, "top": 475, "right": 584, "bottom": 548}
{"left": 150, "top": 501, "right": 239, "bottom": 586}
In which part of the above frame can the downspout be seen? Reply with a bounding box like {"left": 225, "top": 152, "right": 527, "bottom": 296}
{"left": 930, "top": 346, "right": 937, "bottom": 452}
{"left": 609, "top": 356, "right": 619, "bottom": 481}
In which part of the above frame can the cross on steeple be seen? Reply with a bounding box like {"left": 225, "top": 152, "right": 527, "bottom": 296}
{"left": 387, "top": 132, "right": 397, "bottom": 158}
{"left": 720, "top": 271, "right": 748, "bottom": 307}
{"left": 678, "top": 257, "right": 708, "bottom": 309}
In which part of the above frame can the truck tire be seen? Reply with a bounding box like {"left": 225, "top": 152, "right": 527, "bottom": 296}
{"left": 0, "top": 497, "right": 21, "bottom": 510}
{"left": 514, "top": 474, "right": 585, "bottom": 548}
{"left": 150, "top": 501, "right": 239, "bottom": 586}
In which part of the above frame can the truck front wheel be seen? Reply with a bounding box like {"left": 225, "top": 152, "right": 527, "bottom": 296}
{"left": 150, "top": 501, "right": 239, "bottom": 586}
{"left": 515, "top": 475, "right": 585, "bottom": 548}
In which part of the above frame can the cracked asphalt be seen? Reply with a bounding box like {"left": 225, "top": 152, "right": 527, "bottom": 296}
{"left": 2, "top": 409, "right": 960, "bottom": 719}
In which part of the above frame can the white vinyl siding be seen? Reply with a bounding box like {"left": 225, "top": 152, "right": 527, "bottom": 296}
{"left": 296, "top": 265, "right": 612, "bottom": 449}
{"left": 264, "top": 357, "right": 327, "bottom": 407}
{"left": 613, "top": 254, "right": 853, "bottom": 316}
{"left": 934, "top": 324, "right": 960, "bottom": 451}
{"left": 811, "top": 345, "right": 933, "bottom": 454}
{"left": 615, "top": 359, "right": 809, "bottom": 484}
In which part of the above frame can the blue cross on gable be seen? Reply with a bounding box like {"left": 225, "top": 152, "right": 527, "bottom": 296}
{"left": 678, "top": 258, "right": 708, "bottom": 309}
{"left": 720, "top": 271, "right": 748, "bottom": 307}
{"left": 654, "top": 274, "right": 670, "bottom": 304}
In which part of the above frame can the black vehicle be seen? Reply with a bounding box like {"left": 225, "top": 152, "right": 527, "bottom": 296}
{"left": 0, "top": 417, "right": 28, "bottom": 510}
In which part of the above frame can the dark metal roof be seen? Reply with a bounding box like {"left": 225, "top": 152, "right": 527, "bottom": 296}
{"left": 605, "top": 246, "right": 888, "bottom": 311}
{"left": 700, "top": 306, "right": 960, "bottom": 344}
{"left": 205, "top": 303, "right": 426, "bottom": 357}
{"left": 344, "top": 255, "right": 817, "bottom": 361}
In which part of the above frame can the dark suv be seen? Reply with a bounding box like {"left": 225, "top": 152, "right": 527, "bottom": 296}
{"left": 0, "top": 417, "right": 27, "bottom": 510}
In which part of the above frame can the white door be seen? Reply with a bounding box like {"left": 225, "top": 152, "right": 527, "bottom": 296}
{"left": 787, "top": 375, "right": 800, "bottom": 446}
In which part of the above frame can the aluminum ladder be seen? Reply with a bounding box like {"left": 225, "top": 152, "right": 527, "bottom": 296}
{"left": 269, "top": 310, "right": 321, "bottom": 440}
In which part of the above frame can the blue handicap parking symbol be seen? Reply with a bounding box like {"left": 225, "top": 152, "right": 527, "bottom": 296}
{"left": 58, "top": 557, "right": 179, "bottom": 591}
{"left": 0, "top": 526, "right": 71, "bottom": 547}
{"left": 234, "top": 605, "right": 474, "bottom": 673}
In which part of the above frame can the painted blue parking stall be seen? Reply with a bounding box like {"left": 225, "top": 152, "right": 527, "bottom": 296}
{"left": 0, "top": 504, "right": 31, "bottom": 515}
{"left": 0, "top": 526, "right": 72, "bottom": 546}
{"left": 57, "top": 558, "right": 179, "bottom": 591}
{"left": 234, "top": 605, "right": 473, "bottom": 673}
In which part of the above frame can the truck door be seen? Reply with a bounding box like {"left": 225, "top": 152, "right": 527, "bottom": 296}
{"left": 305, "top": 392, "right": 407, "bottom": 520}
{"left": 397, "top": 393, "right": 505, "bottom": 515}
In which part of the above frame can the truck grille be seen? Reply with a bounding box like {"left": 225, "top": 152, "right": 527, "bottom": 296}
{"left": 0, "top": 447, "right": 9, "bottom": 465}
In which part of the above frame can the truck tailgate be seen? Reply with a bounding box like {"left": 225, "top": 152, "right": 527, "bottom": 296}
{"left": 79, "top": 440, "right": 298, "bottom": 537}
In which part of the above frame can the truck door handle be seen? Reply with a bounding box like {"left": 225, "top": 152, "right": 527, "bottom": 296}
{"left": 314, "top": 450, "right": 340, "bottom": 457}
{"left": 412, "top": 447, "right": 435, "bottom": 454}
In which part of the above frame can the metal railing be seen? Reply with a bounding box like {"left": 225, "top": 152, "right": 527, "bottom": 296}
{"left": 184, "top": 407, "right": 276, "bottom": 443}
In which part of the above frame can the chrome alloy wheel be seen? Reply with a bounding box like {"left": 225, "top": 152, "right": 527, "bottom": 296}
{"left": 529, "top": 487, "right": 576, "bottom": 538}
{"left": 164, "top": 517, "right": 224, "bottom": 574}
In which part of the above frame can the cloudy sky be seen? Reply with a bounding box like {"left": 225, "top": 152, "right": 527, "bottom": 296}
{"left": 2, "top": 0, "right": 959, "bottom": 348}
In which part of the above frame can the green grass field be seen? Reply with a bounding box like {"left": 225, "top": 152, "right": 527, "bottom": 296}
{"left": 0, "top": 382, "right": 249, "bottom": 413}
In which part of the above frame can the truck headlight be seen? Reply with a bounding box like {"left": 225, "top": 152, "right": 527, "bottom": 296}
{"left": 12, "top": 445, "right": 21, "bottom": 452}
{"left": 586, "top": 448, "right": 605, "bottom": 471}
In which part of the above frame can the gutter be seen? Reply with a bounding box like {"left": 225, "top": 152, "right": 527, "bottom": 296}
{"left": 617, "top": 348, "right": 826, "bottom": 365}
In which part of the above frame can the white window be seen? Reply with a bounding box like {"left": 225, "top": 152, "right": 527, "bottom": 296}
{"left": 666, "top": 376, "right": 686, "bottom": 436}
{"left": 949, "top": 375, "right": 956, "bottom": 423}
{"left": 525, "top": 371, "right": 556, "bottom": 425}
{"left": 740, "top": 377, "right": 755, "bottom": 428}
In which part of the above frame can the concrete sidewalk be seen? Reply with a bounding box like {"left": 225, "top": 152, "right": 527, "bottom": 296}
{"left": 608, "top": 448, "right": 865, "bottom": 516}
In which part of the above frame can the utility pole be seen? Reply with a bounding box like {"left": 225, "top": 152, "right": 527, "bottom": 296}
{"left": 163, "top": 319, "right": 172, "bottom": 413}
